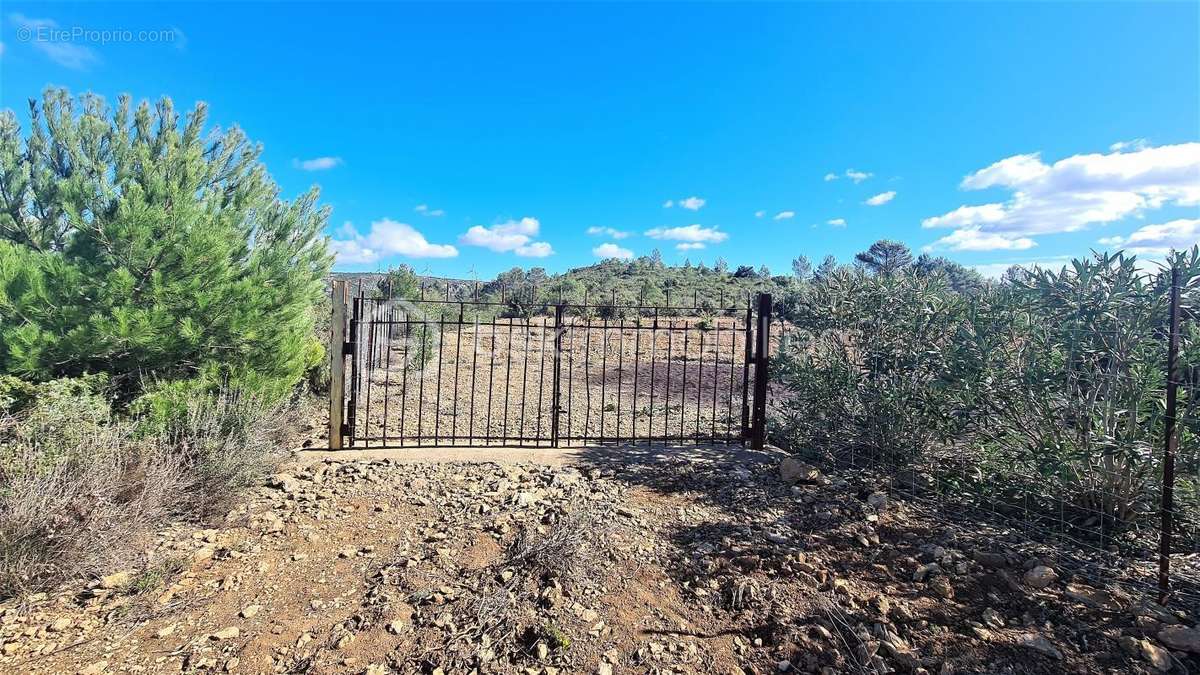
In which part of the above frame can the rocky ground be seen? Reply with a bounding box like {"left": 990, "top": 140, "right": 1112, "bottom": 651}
{"left": 1, "top": 445, "right": 1198, "bottom": 674}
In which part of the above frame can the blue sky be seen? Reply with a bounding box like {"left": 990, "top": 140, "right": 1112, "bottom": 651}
{"left": 2, "top": 2, "right": 1198, "bottom": 279}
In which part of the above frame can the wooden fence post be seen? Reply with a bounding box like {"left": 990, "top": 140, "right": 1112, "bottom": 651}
{"left": 751, "top": 293, "right": 772, "bottom": 450}
{"left": 328, "top": 280, "right": 348, "bottom": 450}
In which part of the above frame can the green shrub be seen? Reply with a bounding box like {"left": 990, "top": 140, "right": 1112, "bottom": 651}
{"left": 772, "top": 248, "right": 1200, "bottom": 541}
{"left": 0, "top": 89, "right": 332, "bottom": 402}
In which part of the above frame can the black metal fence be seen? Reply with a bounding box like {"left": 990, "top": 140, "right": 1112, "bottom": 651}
{"left": 330, "top": 282, "right": 773, "bottom": 450}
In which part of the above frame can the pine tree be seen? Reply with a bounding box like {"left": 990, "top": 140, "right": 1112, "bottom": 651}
{"left": 791, "top": 255, "right": 812, "bottom": 280}
{"left": 814, "top": 255, "right": 838, "bottom": 280}
{"left": 379, "top": 265, "right": 421, "bottom": 300}
{"left": 855, "top": 240, "right": 913, "bottom": 276}
{"left": 0, "top": 89, "right": 333, "bottom": 400}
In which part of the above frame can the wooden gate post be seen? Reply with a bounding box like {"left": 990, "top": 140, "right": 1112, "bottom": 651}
{"left": 328, "top": 280, "right": 348, "bottom": 450}
{"left": 751, "top": 293, "right": 773, "bottom": 449}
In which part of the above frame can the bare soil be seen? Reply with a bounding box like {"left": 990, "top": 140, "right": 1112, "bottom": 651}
{"left": 1, "top": 445, "right": 1197, "bottom": 674}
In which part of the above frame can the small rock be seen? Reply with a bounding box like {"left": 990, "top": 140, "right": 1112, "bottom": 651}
{"left": 929, "top": 576, "right": 954, "bottom": 599}
{"left": 99, "top": 571, "right": 131, "bottom": 590}
{"left": 1019, "top": 633, "right": 1062, "bottom": 660}
{"left": 1139, "top": 638, "right": 1173, "bottom": 671}
{"left": 240, "top": 604, "right": 262, "bottom": 619}
{"left": 1023, "top": 565, "right": 1058, "bottom": 589}
{"left": 780, "top": 457, "right": 820, "bottom": 484}
{"left": 210, "top": 626, "right": 240, "bottom": 641}
{"left": 1064, "top": 583, "right": 1117, "bottom": 609}
{"left": 866, "top": 492, "right": 888, "bottom": 510}
{"left": 79, "top": 661, "right": 109, "bottom": 675}
{"left": 156, "top": 624, "right": 177, "bottom": 639}
{"left": 48, "top": 617, "right": 72, "bottom": 632}
{"left": 514, "top": 491, "right": 541, "bottom": 507}
{"left": 971, "top": 550, "right": 1008, "bottom": 569}
{"left": 1158, "top": 624, "right": 1200, "bottom": 654}
{"left": 269, "top": 473, "right": 300, "bottom": 493}
{"left": 913, "top": 562, "right": 941, "bottom": 582}
{"left": 387, "top": 620, "right": 405, "bottom": 635}
{"left": 338, "top": 548, "right": 358, "bottom": 559}
{"left": 597, "top": 664, "right": 613, "bottom": 675}
{"left": 981, "top": 608, "right": 1004, "bottom": 629}
{"left": 536, "top": 642, "right": 549, "bottom": 660}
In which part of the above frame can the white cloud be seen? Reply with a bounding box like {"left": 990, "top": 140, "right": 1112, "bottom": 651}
{"left": 773, "top": 211, "right": 795, "bottom": 220}
{"left": 865, "top": 191, "right": 896, "bottom": 206}
{"left": 971, "top": 257, "right": 1073, "bottom": 280}
{"left": 414, "top": 204, "right": 444, "bottom": 216}
{"left": 678, "top": 196, "right": 706, "bottom": 211}
{"left": 514, "top": 241, "right": 554, "bottom": 258}
{"left": 662, "top": 199, "right": 674, "bottom": 208}
{"left": 754, "top": 210, "right": 766, "bottom": 218}
{"left": 330, "top": 219, "right": 458, "bottom": 263}
{"left": 676, "top": 242, "right": 705, "bottom": 251}
{"left": 1097, "top": 218, "right": 1200, "bottom": 256}
{"left": 586, "top": 226, "right": 631, "bottom": 239}
{"left": 825, "top": 170, "right": 873, "bottom": 183}
{"left": 459, "top": 216, "right": 553, "bottom": 257}
{"left": 329, "top": 238, "right": 380, "bottom": 265}
{"left": 645, "top": 224, "right": 728, "bottom": 244}
{"left": 923, "top": 143, "right": 1200, "bottom": 248}
{"left": 826, "top": 218, "right": 846, "bottom": 227}
{"left": 293, "top": 156, "right": 343, "bottom": 171}
{"left": 925, "top": 227, "right": 1037, "bottom": 252}
{"left": 593, "top": 243, "right": 634, "bottom": 260}
{"left": 11, "top": 14, "right": 98, "bottom": 70}
{"left": 959, "top": 153, "right": 1049, "bottom": 189}
{"left": 1110, "top": 138, "right": 1149, "bottom": 152}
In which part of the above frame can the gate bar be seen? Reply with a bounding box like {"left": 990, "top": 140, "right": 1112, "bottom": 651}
{"left": 551, "top": 304, "right": 565, "bottom": 446}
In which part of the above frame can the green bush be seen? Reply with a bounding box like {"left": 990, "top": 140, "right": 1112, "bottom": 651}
{"left": 0, "top": 89, "right": 332, "bottom": 402}
{"left": 772, "top": 248, "right": 1200, "bottom": 542}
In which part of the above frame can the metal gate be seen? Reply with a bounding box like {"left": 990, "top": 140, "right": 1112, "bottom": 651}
{"left": 328, "top": 280, "right": 772, "bottom": 450}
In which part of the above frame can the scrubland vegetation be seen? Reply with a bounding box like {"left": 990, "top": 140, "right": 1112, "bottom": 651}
{"left": 0, "top": 89, "right": 331, "bottom": 596}
{"left": 1, "top": 88, "right": 1195, "bottom": 626}
{"left": 773, "top": 248, "right": 1200, "bottom": 553}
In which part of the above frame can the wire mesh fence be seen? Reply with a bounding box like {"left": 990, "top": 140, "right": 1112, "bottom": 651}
{"left": 769, "top": 254, "right": 1200, "bottom": 610}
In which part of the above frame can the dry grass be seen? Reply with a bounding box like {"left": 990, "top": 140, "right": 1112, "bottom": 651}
{"left": 0, "top": 388, "right": 291, "bottom": 599}
{"left": 0, "top": 416, "right": 185, "bottom": 598}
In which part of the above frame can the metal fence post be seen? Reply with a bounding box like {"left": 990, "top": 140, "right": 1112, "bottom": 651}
{"left": 1159, "top": 265, "right": 1182, "bottom": 605}
{"left": 346, "top": 290, "right": 361, "bottom": 446}
{"left": 741, "top": 295, "right": 754, "bottom": 442}
{"left": 551, "top": 303, "right": 565, "bottom": 447}
{"left": 751, "top": 293, "right": 772, "bottom": 449}
{"left": 328, "top": 280, "right": 348, "bottom": 450}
